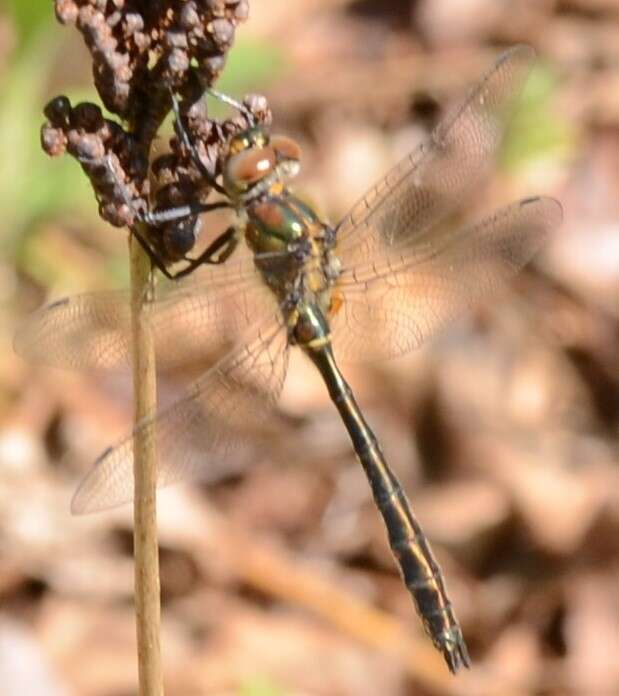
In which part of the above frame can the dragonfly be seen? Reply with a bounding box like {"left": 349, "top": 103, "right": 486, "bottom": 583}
{"left": 15, "top": 45, "right": 562, "bottom": 673}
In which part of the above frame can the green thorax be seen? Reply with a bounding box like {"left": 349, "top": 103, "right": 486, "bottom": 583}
{"left": 245, "top": 193, "right": 320, "bottom": 254}
{"left": 244, "top": 192, "right": 326, "bottom": 296}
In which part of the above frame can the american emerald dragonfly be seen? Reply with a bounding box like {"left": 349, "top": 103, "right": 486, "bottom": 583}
{"left": 16, "top": 45, "right": 562, "bottom": 673}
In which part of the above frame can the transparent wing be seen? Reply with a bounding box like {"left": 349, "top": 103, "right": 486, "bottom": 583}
{"left": 335, "top": 45, "right": 535, "bottom": 267}
{"left": 13, "top": 257, "right": 270, "bottom": 373}
{"left": 71, "top": 311, "right": 289, "bottom": 514}
{"left": 330, "top": 197, "right": 562, "bottom": 361}
{"left": 14, "top": 290, "right": 133, "bottom": 372}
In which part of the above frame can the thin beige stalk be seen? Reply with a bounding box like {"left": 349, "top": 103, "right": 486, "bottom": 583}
{"left": 130, "top": 232, "right": 164, "bottom": 696}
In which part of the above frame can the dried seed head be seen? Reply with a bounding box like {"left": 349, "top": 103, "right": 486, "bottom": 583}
{"left": 41, "top": 96, "right": 149, "bottom": 228}
{"left": 243, "top": 94, "right": 272, "bottom": 126}
{"left": 151, "top": 91, "right": 271, "bottom": 213}
{"left": 43, "top": 1, "right": 258, "bottom": 266}
{"left": 52, "top": 0, "right": 250, "bottom": 128}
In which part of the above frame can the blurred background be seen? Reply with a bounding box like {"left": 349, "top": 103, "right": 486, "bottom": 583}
{"left": 1, "top": 1, "right": 619, "bottom": 694}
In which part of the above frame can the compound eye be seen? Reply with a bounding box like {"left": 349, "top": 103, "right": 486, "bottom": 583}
{"left": 226, "top": 147, "right": 276, "bottom": 190}
{"left": 270, "top": 135, "right": 301, "bottom": 163}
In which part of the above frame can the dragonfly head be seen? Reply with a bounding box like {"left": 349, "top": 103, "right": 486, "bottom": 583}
{"left": 223, "top": 126, "right": 301, "bottom": 200}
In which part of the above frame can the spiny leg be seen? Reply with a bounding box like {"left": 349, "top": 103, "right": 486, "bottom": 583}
{"left": 100, "top": 154, "right": 234, "bottom": 279}
{"left": 144, "top": 200, "right": 231, "bottom": 226}
{"left": 206, "top": 87, "right": 256, "bottom": 125}
{"left": 171, "top": 225, "right": 239, "bottom": 280}
{"left": 169, "top": 90, "right": 227, "bottom": 196}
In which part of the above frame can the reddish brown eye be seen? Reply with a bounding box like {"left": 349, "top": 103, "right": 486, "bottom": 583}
{"left": 270, "top": 135, "right": 301, "bottom": 163}
{"left": 226, "top": 147, "right": 276, "bottom": 188}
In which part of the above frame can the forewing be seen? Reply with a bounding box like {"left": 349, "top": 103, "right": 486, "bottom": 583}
{"left": 13, "top": 258, "right": 269, "bottom": 373}
{"left": 331, "top": 197, "right": 562, "bottom": 361}
{"left": 71, "top": 312, "right": 289, "bottom": 514}
{"left": 335, "top": 45, "right": 535, "bottom": 268}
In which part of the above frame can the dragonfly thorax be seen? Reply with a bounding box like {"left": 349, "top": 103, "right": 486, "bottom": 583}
{"left": 245, "top": 193, "right": 339, "bottom": 312}
{"left": 245, "top": 195, "right": 318, "bottom": 250}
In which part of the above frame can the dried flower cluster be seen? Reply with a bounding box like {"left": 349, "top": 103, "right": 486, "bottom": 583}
{"left": 42, "top": 95, "right": 150, "bottom": 228}
{"left": 40, "top": 0, "right": 270, "bottom": 266}
{"left": 53, "top": 0, "right": 248, "bottom": 128}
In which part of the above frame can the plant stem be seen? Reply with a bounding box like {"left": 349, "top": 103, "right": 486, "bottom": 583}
{"left": 130, "top": 231, "right": 164, "bottom": 696}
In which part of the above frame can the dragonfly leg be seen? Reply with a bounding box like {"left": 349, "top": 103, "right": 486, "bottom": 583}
{"left": 129, "top": 225, "right": 177, "bottom": 279}
{"left": 172, "top": 225, "right": 239, "bottom": 280}
{"left": 100, "top": 153, "right": 236, "bottom": 278}
{"left": 143, "top": 200, "right": 232, "bottom": 227}
{"left": 98, "top": 153, "right": 196, "bottom": 229}
{"left": 170, "top": 90, "right": 227, "bottom": 196}
{"left": 205, "top": 87, "right": 256, "bottom": 125}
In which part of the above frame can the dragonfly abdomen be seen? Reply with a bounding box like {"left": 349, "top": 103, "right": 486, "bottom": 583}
{"left": 357, "top": 436, "right": 470, "bottom": 673}
{"left": 302, "top": 326, "right": 470, "bottom": 673}
{"left": 389, "top": 514, "right": 470, "bottom": 673}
